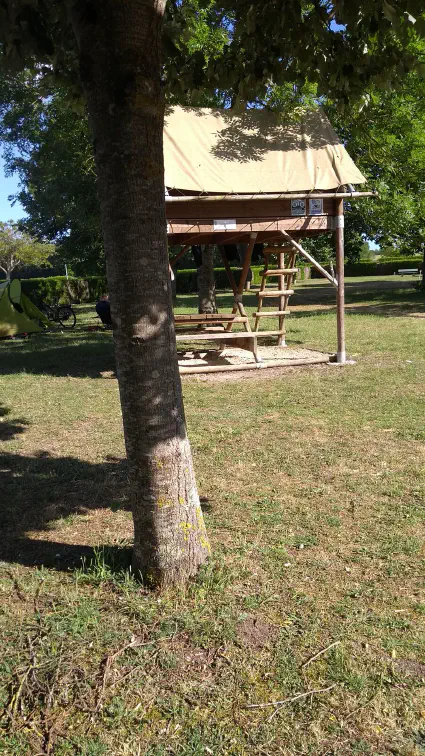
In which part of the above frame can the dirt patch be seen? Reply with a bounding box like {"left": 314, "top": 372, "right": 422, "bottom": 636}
{"left": 237, "top": 617, "right": 277, "bottom": 650}
{"left": 395, "top": 658, "right": 425, "bottom": 680}
{"left": 179, "top": 345, "right": 330, "bottom": 372}
{"left": 185, "top": 360, "right": 338, "bottom": 383}
{"left": 170, "top": 634, "right": 214, "bottom": 669}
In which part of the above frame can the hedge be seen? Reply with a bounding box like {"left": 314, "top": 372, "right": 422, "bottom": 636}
{"left": 19, "top": 269, "right": 265, "bottom": 301}
{"left": 19, "top": 257, "right": 422, "bottom": 304}
{"left": 21, "top": 276, "right": 107, "bottom": 305}
{"left": 311, "top": 257, "right": 423, "bottom": 278}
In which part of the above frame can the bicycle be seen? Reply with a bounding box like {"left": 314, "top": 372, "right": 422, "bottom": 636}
{"left": 41, "top": 299, "right": 77, "bottom": 330}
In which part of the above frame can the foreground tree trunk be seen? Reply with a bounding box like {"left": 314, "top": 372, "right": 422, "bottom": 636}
{"left": 197, "top": 246, "right": 217, "bottom": 314}
{"left": 71, "top": 0, "right": 210, "bottom": 586}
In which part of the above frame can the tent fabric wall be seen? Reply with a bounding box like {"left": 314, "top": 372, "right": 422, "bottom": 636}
{"left": 0, "top": 280, "right": 49, "bottom": 337}
{"left": 164, "top": 107, "right": 366, "bottom": 194}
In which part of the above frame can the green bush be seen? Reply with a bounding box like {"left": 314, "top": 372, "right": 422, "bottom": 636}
{"left": 310, "top": 257, "right": 423, "bottom": 278}
{"left": 175, "top": 265, "right": 311, "bottom": 291}
{"left": 346, "top": 258, "right": 423, "bottom": 276}
{"left": 174, "top": 266, "right": 265, "bottom": 293}
{"left": 21, "top": 276, "right": 107, "bottom": 305}
{"left": 20, "top": 256, "right": 418, "bottom": 306}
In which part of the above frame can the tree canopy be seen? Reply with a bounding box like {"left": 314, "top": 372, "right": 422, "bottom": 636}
{"left": 2, "top": 8, "right": 425, "bottom": 268}
{"left": 0, "top": 220, "right": 52, "bottom": 279}
{"left": 2, "top": 1, "right": 425, "bottom": 97}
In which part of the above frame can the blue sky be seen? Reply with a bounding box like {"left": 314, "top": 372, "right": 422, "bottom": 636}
{"left": 0, "top": 156, "right": 25, "bottom": 222}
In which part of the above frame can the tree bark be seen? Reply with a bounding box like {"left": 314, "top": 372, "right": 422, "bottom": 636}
{"left": 197, "top": 245, "right": 217, "bottom": 314}
{"left": 71, "top": 0, "right": 210, "bottom": 586}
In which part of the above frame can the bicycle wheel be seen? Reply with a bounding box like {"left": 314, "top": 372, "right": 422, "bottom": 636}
{"left": 58, "top": 306, "right": 76, "bottom": 329}
{"left": 41, "top": 304, "right": 54, "bottom": 321}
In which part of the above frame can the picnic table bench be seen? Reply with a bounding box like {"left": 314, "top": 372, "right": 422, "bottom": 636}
{"left": 397, "top": 268, "right": 420, "bottom": 276}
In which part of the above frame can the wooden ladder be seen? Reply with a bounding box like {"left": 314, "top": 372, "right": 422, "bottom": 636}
{"left": 253, "top": 246, "right": 298, "bottom": 346}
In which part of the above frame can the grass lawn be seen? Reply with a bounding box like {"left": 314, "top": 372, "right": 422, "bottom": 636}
{"left": 1, "top": 276, "right": 425, "bottom": 755}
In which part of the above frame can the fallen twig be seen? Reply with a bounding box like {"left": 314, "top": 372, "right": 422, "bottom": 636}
{"left": 344, "top": 692, "right": 379, "bottom": 721}
{"left": 302, "top": 641, "right": 341, "bottom": 669}
{"left": 6, "top": 570, "right": 26, "bottom": 602}
{"left": 246, "top": 684, "right": 338, "bottom": 713}
{"left": 33, "top": 578, "right": 44, "bottom": 615}
{"left": 94, "top": 632, "right": 178, "bottom": 712}
{"left": 7, "top": 665, "right": 33, "bottom": 719}
{"left": 95, "top": 636, "right": 153, "bottom": 711}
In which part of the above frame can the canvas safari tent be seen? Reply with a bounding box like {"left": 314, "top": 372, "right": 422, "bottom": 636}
{"left": 164, "top": 107, "right": 365, "bottom": 194}
{"left": 0, "top": 279, "right": 49, "bottom": 338}
{"left": 164, "top": 107, "right": 374, "bottom": 373}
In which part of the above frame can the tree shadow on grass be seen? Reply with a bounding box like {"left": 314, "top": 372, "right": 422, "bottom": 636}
{"left": 0, "top": 404, "right": 29, "bottom": 441}
{"left": 0, "top": 330, "right": 116, "bottom": 379}
{"left": 289, "top": 299, "right": 425, "bottom": 320}
{"left": 0, "top": 409, "right": 130, "bottom": 570}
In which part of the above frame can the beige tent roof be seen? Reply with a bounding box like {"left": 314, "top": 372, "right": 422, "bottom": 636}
{"left": 164, "top": 107, "right": 365, "bottom": 194}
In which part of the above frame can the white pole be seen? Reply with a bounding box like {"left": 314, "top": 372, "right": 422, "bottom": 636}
{"left": 335, "top": 199, "right": 346, "bottom": 364}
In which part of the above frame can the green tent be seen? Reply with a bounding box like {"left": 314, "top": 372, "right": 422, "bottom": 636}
{"left": 0, "top": 279, "right": 50, "bottom": 338}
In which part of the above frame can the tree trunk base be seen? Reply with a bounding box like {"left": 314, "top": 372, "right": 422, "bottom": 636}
{"left": 131, "top": 436, "right": 210, "bottom": 588}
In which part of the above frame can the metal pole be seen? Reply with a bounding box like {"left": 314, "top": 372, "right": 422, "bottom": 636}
{"left": 335, "top": 199, "right": 346, "bottom": 364}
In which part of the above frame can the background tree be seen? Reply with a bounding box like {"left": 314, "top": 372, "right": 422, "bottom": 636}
{"left": 0, "top": 221, "right": 52, "bottom": 280}
{"left": 328, "top": 63, "right": 425, "bottom": 267}
{"left": 0, "top": 76, "right": 102, "bottom": 274}
{"left": 1, "top": 0, "right": 425, "bottom": 585}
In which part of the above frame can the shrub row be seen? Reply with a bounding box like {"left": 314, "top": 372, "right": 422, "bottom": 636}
{"left": 19, "top": 256, "right": 422, "bottom": 304}
{"left": 347, "top": 258, "right": 423, "bottom": 276}
{"left": 176, "top": 265, "right": 311, "bottom": 290}
{"left": 21, "top": 276, "right": 107, "bottom": 305}
{"left": 311, "top": 257, "right": 423, "bottom": 278}
{"left": 20, "top": 269, "right": 267, "bottom": 301}
{"left": 175, "top": 266, "right": 263, "bottom": 293}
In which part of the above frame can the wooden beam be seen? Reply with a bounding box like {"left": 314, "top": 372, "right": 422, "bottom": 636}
{"left": 179, "top": 355, "right": 330, "bottom": 375}
{"left": 218, "top": 245, "right": 238, "bottom": 296}
{"left": 167, "top": 217, "right": 332, "bottom": 236}
{"left": 238, "top": 233, "right": 257, "bottom": 295}
{"left": 166, "top": 191, "right": 377, "bottom": 203}
{"left": 280, "top": 231, "right": 338, "bottom": 287}
{"left": 169, "top": 244, "right": 191, "bottom": 268}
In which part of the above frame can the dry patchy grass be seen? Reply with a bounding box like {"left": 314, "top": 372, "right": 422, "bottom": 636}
{"left": 0, "top": 277, "right": 424, "bottom": 755}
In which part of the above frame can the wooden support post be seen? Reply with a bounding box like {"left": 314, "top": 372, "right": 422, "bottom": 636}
{"left": 169, "top": 244, "right": 191, "bottom": 268}
{"left": 218, "top": 245, "right": 238, "bottom": 295}
{"left": 277, "top": 249, "right": 286, "bottom": 347}
{"left": 224, "top": 233, "right": 257, "bottom": 333}
{"left": 335, "top": 198, "right": 346, "bottom": 364}
{"left": 281, "top": 231, "right": 338, "bottom": 287}
{"left": 238, "top": 233, "right": 257, "bottom": 296}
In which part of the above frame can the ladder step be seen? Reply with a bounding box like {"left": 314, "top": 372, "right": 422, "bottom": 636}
{"left": 176, "top": 330, "right": 288, "bottom": 341}
{"left": 175, "top": 316, "right": 248, "bottom": 325}
{"left": 175, "top": 314, "right": 246, "bottom": 322}
{"left": 176, "top": 331, "right": 253, "bottom": 342}
{"left": 258, "top": 290, "right": 294, "bottom": 297}
{"left": 263, "top": 246, "right": 293, "bottom": 255}
{"left": 264, "top": 268, "right": 298, "bottom": 276}
{"left": 254, "top": 311, "right": 291, "bottom": 317}
{"left": 255, "top": 330, "right": 286, "bottom": 336}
